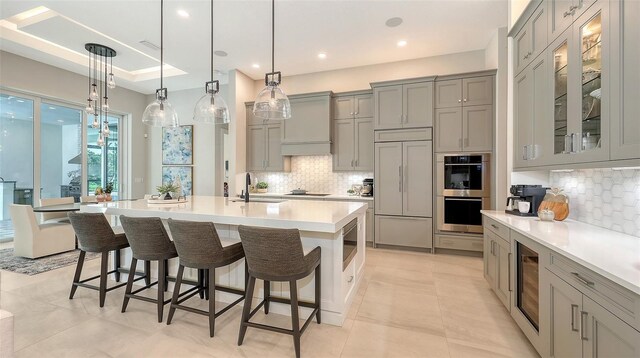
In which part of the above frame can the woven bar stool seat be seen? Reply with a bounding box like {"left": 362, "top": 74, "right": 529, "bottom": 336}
{"left": 237, "top": 225, "right": 321, "bottom": 358}
{"left": 67, "top": 212, "right": 145, "bottom": 307}
{"left": 166, "top": 219, "right": 247, "bottom": 337}
{"left": 119, "top": 216, "right": 179, "bottom": 322}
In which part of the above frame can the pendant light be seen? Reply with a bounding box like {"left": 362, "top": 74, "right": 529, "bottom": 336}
{"left": 193, "top": 0, "right": 229, "bottom": 124}
{"left": 84, "top": 43, "right": 116, "bottom": 147}
{"left": 142, "top": 0, "right": 179, "bottom": 127}
{"left": 253, "top": 0, "right": 291, "bottom": 120}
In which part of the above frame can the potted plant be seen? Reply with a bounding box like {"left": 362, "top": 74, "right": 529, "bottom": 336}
{"left": 256, "top": 181, "right": 268, "bottom": 193}
{"left": 157, "top": 183, "right": 179, "bottom": 200}
{"left": 95, "top": 186, "right": 105, "bottom": 202}
{"left": 104, "top": 182, "right": 114, "bottom": 201}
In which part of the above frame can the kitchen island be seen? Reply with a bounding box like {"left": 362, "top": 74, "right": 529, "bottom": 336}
{"left": 82, "top": 196, "right": 367, "bottom": 326}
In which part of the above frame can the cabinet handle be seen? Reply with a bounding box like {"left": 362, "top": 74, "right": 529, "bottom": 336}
{"left": 404, "top": 165, "right": 408, "bottom": 192}
{"left": 523, "top": 145, "right": 529, "bottom": 160}
{"left": 580, "top": 311, "right": 589, "bottom": 341}
{"left": 507, "top": 252, "right": 512, "bottom": 291}
{"left": 347, "top": 275, "right": 354, "bottom": 283}
{"left": 490, "top": 240, "right": 495, "bottom": 256}
{"left": 570, "top": 304, "right": 579, "bottom": 332}
{"left": 463, "top": 98, "right": 467, "bottom": 102}
{"left": 355, "top": 159, "right": 358, "bottom": 167}
{"left": 350, "top": 112, "right": 354, "bottom": 116}
{"left": 355, "top": 111, "right": 359, "bottom": 115}
{"left": 398, "top": 166, "right": 402, "bottom": 192}
{"left": 571, "top": 272, "right": 595, "bottom": 287}
{"left": 458, "top": 99, "right": 462, "bottom": 103}
{"left": 491, "top": 224, "right": 499, "bottom": 230}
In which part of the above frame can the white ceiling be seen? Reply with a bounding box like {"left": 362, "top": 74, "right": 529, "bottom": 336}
{"left": 0, "top": 0, "right": 507, "bottom": 95}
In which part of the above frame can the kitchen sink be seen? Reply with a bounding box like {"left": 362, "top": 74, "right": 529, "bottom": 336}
{"left": 284, "top": 193, "right": 331, "bottom": 197}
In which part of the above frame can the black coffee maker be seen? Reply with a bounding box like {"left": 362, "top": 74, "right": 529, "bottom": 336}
{"left": 361, "top": 178, "right": 373, "bottom": 197}
{"left": 505, "top": 185, "right": 548, "bottom": 216}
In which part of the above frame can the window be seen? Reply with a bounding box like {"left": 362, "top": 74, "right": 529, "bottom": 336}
{"left": 87, "top": 115, "right": 121, "bottom": 199}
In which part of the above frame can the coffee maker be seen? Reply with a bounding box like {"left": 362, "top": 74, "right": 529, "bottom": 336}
{"left": 361, "top": 178, "right": 373, "bottom": 197}
{"left": 505, "top": 184, "right": 548, "bottom": 216}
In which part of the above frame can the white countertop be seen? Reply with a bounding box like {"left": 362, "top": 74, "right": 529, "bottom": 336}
{"left": 248, "top": 192, "right": 374, "bottom": 201}
{"left": 84, "top": 196, "right": 367, "bottom": 233}
{"left": 482, "top": 210, "right": 640, "bottom": 295}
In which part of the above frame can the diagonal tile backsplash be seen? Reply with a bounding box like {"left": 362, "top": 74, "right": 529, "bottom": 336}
{"left": 550, "top": 168, "right": 640, "bottom": 237}
{"left": 252, "top": 156, "right": 373, "bottom": 195}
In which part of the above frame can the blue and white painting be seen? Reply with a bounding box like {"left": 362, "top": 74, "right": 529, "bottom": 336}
{"left": 162, "top": 166, "right": 193, "bottom": 196}
{"left": 162, "top": 125, "right": 193, "bottom": 165}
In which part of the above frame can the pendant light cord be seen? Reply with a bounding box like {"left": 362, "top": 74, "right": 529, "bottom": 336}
{"left": 271, "top": 0, "right": 275, "bottom": 75}
{"left": 160, "top": 0, "right": 164, "bottom": 91}
{"left": 210, "top": 0, "right": 214, "bottom": 83}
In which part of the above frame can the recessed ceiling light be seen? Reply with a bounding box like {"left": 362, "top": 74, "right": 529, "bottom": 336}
{"left": 177, "top": 9, "right": 190, "bottom": 18}
{"left": 397, "top": 40, "right": 407, "bottom": 47}
{"left": 252, "top": 63, "right": 260, "bottom": 69}
{"left": 386, "top": 17, "right": 403, "bottom": 27}
{"left": 317, "top": 52, "right": 327, "bottom": 59}
{"left": 214, "top": 50, "right": 228, "bottom": 57}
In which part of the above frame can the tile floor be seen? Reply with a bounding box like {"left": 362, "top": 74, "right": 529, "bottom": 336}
{"left": 0, "top": 244, "right": 538, "bottom": 357}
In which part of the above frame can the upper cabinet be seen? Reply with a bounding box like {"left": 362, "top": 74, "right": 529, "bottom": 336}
{"left": 549, "top": 0, "right": 598, "bottom": 42}
{"left": 246, "top": 122, "right": 290, "bottom": 172}
{"left": 371, "top": 78, "right": 435, "bottom": 130}
{"left": 435, "top": 76, "right": 494, "bottom": 108}
{"left": 332, "top": 93, "right": 373, "bottom": 120}
{"left": 514, "top": 4, "right": 548, "bottom": 75}
{"left": 332, "top": 91, "right": 374, "bottom": 172}
{"left": 281, "top": 91, "right": 332, "bottom": 156}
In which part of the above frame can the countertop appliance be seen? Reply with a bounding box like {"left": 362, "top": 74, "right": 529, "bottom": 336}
{"left": 505, "top": 185, "right": 548, "bottom": 217}
{"left": 436, "top": 154, "right": 490, "bottom": 234}
{"left": 361, "top": 178, "right": 373, "bottom": 197}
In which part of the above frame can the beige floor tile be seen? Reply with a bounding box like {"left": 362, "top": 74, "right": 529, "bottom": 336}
{"left": 369, "top": 266, "right": 435, "bottom": 291}
{"left": 447, "top": 338, "right": 539, "bottom": 358}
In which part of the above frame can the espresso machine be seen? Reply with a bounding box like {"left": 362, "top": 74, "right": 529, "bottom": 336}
{"left": 361, "top": 178, "right": 373, "bottom": 197}
{"left": 505, "top": 184, "right": 548, "bottom": 216}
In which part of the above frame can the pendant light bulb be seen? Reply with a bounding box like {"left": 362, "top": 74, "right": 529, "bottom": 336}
{"left": 92, "top": 116, "right": 100, "bottom": 128}
{"left": 97, "top": 132, "right": 105, "bottom": 147}
{"left": 103, "top": 123, "right": 110, "bottom": 137}
{"left": 85, "top": 100, "right": 94, "bottom": 115}
{"left": 107, "top": 73, "right": 116, "bottom": 89}
{"left": 90, "top": 85, "right": 99, "bottom": 100}
{"left": 102, "top": 98, "right": 109, "bottom": 111}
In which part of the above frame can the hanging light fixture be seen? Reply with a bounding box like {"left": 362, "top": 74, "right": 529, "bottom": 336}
{"left": 253, "top": 0, "right": 291, "bottom": 120}
{"left": 142, "top": 0, "right": 179, "bottom": 127}
{"left": 193, "top": 0, "right": 229, "bottom": 124}
{"left": 84, "top": 43, "right": 116, "bottom": 147}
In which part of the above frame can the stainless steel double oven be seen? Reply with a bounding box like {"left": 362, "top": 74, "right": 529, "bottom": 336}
{"left": 436, "top": 153, "right": 491, "bottom": 234}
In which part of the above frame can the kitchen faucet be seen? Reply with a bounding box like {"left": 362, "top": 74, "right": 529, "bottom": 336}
{"left": 245, "top": 172, "right": 250, "bottom": 203}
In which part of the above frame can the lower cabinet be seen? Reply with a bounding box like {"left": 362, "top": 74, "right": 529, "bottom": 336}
{"left": 365, "top": 208, "right": 374, "bottom": 244}
{"left": 374, "top": 215, "right": 432, "bottom": 249}
{"left": 484, "top": 229, "right": 511, "bottom": 309}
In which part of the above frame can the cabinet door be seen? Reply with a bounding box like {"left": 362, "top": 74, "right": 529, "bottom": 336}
{"left": 402, "top": 141, "right": 432, "bottom": 217}
{"left": 333, "top": 96, "right": 355, "bottom": 119}
{"left": 462, "top": 76, "right": 493, "bottom": 106}
{"left": 366, "top": 208, "right": 374, "bottom": 243}
{"left": 332, "top": 119, "right": 355, "bottom": 171}
{"left": 354, "top": 118, "right": 373, "bottom": 171}
{"left": 435, "top": 79, "right": 462, "bottom": 108}
{"left": 514, "top": 67, "right": 533, "bottom": 168}
{"left": 375, "top": 215, "right": 432, "bottom": 248}
{"left": 374, "top": 142, "right": 403, "bottom": 215}
{"left": 264, "top": 124, "right": 286, "bottom": 171}
{"left": 434, "top": 108, "right": 463, "bottom": 152}
{"left": 531, "top": 4, "right": 548, "bottom": 62}
{"left": 484, "top": 232, "right": 498, "bottom": 290}
{"left": 495, "top": 237, "right": 512, "bottom": 309}
{"left": 462, "top": 105, "right": 493, "bottom": 152}
{"left": 374, "top": 85, "right": 403, "bottom": 129}
{"left": 246, "top": 125, "right": 265, "bottom": 171}
{"left": 403, "top": 82, "right": 434, "bottom": 128}
{"left": 610, "top": 0, "right": 640, "bottom": 160}
{"left": 550, "top": 29, "right": 575, "bottom": 162}
{"left": 355, "top": 94, "right": 373, "bottom": 118}
{"left": 583, "top": 296, "right": 640, "bottom": 358}
{"left": 283, "top": 96, "right": 331, "bottom": 144}
{"left": 549, "top": 0, "right": 575, "bottom": 42}
{"left": 515, "top": 25, "right": 532, "bottom": 75}
{"left": 531, "top": 53, "right": 552, "bottom": 166}
{"left": 546, "top": 271, "right": 583, "bottom": 358}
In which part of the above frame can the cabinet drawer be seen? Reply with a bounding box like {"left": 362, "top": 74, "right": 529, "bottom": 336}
{"left": 375, "top": 215, "right": 433, "bottom": 249}
{"left": 483, "top": 216, "right": 510, "bottom": 240}
{"left": 342, "top": 259, "right": 356, "bottom": 303}
{"left": 374, "top": 127, "right": 432, "bottom": 142}
{"left": 548, "top": 252, "right": 640, "bottom": 331}
{"left": 435, "top": 234, "right": 483, "bottom": 252}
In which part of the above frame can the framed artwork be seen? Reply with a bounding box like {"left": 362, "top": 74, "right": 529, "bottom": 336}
{"left": 162, "top": 166, "right": 193, "bottom": 196}
{"left": 162, "top": 125, "right": 193, "bottom": 165}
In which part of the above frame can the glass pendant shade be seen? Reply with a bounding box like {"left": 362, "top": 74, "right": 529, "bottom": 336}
{"left": 253, "top": 84, "right": 291, "bottom": 120}
{"left": 92, "top": 116, "right": 100, "bottom": 128}
{"left": 107, "top": 73, "right": 116, "bottom": 89}
{"left": 142, "top": 97, "right": 179, "bottom": 127}
{"left": 103, "top": 124, "right": 110, "bottom": 137}
{"left": 90, "top": 85, "right": 99, "bottom": 100}
{"left": 97, "top": 133, "right": 105, "bottom": 147}
{"left": 85, "top": 100, "right": 94, "bottom": 114}
{"left": 102, "top": 98, "right": 109, "bottom": 111}
{"left": 193, "top": 92, "right": 229, "bottom": 124}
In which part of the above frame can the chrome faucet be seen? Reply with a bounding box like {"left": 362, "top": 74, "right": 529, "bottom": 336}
{"left": 245, "top": 173, "right": 251, "bottom": 202}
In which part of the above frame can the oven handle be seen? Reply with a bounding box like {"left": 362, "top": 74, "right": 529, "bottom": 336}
{"left": 444, "top": 197, "right": 484, "bottom": 202}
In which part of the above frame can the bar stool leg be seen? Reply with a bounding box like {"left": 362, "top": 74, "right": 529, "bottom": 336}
{"left": 264, "top": 280, "right": 270, "bottom": 314}
{"left": 114, "top": 249, "right": 121, "bottom": 282}
{"left": 99, "top": 251, "right": 109, "bottom": 307}
{"left": 157, "top": 260, "right": 166, "bottom": 322}
{"left": 69, "top": 250, "right": 86, "bottom": 299}
{"left": 144, "top": 260, "right": 151, "bottom": 286}
{"left": 204, "top": 269, "right": 210, "bottom": 301}
{"left": 315, "top": 264, "right": 321, "bottom": 324}
{"left": 163, "top": 259, "right": 169, "bottom": 292}
{"left": 238, "top": 275, "right": 256, "bottom": 346}
{"left": 208, "top": 269, "right": 216, "bottom": 337}
{"left": 122, "top": 257, "right": 138, "bottom": 313}
{"left": 167, "top": 264, "right": 185, "bottom": 325}
{"left": 290, "top": 280, "right": 301, "bottom": 358}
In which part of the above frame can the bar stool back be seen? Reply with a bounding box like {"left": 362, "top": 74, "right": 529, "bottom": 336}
{"left": 166, "top": 219, "right": 246, "bottom": 337}
{"left": 237, "top": 225, "right": 321, "bottom": 358}
{"left": 119, "top": 215, "right": 178, "bottom": 322}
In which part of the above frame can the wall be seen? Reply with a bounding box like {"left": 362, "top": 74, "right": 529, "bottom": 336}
{"left": 253, "top": 156, "right": 372, "bottom": 195}
{"left": 550, "top": 168, "right": 640, "bottom": 237}
{"left": 510, "top": 0, "right": 534, "bottom": 28}
{"left": 227, "top": 70, "right": 254, "bottom": 196}
{"left": 256, "top": 50, "right": 488, "bottom": 94}
{"left": 0, "top": 51, "right": 149, "bottom": 199}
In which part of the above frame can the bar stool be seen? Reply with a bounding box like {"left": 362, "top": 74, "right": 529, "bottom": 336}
{"left": 119, "top": 216, "right": 178, "bottom": 322}
{"left": 166, "top": 219, "right": 247, "bottom": 337}
{"left": 237, "top": 225, "right": 321, "bottom": 358}
{"left": 67, "top": 212, "right": 141, "bottom": 307}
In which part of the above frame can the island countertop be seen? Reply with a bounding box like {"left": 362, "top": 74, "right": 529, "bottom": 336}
{"left": 83, "top": 195, "right": 368, "bottom": 233}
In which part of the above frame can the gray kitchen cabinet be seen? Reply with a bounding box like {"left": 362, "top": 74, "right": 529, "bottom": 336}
{"left": 332, "top": 117, "right": 373, "bottom": 172}
{"left": 546, "top": 269, "right": 583, "bottom": 358}
{"left": 435, "top": 79, "right": 462, "bottom": 108}
{"left": 483, "top": 221, "right": 511, "bottom": 311}
{"left": 610, "top": 0, "right": 640, "bottom": 161}
{"left": 402, "top": 140, "right": 432, "bottom": 217}
{"left": 246, "top": 124, "right": 290, "bottom": 172}
{"left": 462, "top": 105, "right": 493, "bottom": 152}
{"left": 435, "top": 108, "right": 464, "bottom": 152}
{"left": 366, "top": 208, "right": 374, "bottom": 243}
{"left": 484, "top": 230, "right": 498, "bottom": 293}
{"left": 549, "top": 0, "right": 598, "bottom": 42}
{"left": 583, "top": 295, "right": 640, "bottom": 358}
{"left": 355, "top": 94, "right": 374, "bottom": 118}
{"left": 372, "top": 79, "right": 434, "bottom": 130}
{"left": 514, "top": 3, "right": 548, "bottom": 75}
{"left": 332, "top": 92, "right": 373, "bottom": 120}
{"left": 281, "top": 92, "right": 332, "bottom": 155}
{"left": 333, "top": 96, "right": 355, "bottom": 120}
{"left": 374, "top": 141, "right": 403, "bottom": 215}
{"left": 375, "top": 215, "right": 432, "bottom": 249}
{"left": 435, "top": 76, "right": 493, "bottom": 108}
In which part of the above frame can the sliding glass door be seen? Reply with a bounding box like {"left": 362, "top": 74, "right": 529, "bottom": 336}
{"left": 87, "top": 114, "right": 120, "bottom": 199}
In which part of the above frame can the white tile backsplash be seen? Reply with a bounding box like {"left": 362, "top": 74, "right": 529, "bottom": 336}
{"left": 550, "top": 168, "right": 640, "bottom": 237}
{"left": 252, "top": 156, "right": 373, "bottom": 195}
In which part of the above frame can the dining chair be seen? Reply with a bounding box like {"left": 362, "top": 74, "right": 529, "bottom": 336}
{"left": 9, "top": 204, "right": 76, "bottom": 258}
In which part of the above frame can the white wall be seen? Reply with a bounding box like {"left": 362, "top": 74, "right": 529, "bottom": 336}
{"left": 227, "top": 70, "right": 254, "bottom": 196}
{"left": 0, "top": 51, "right": 149, "bottom": 199}
{"left": 510, "top": 0, "right": 533, "bottom": 28}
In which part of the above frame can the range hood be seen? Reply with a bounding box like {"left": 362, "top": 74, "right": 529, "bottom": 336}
{"left": 280, "top": 91, "right": 332, "bottom": 156}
